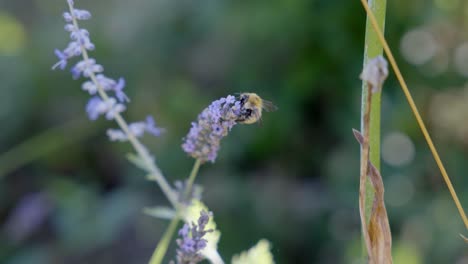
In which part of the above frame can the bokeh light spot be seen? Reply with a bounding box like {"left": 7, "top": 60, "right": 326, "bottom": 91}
{"left": 400, "top": 28, "right": 437, "bottom": 65}
{"left": 434, "top": 0, "right": 460, "bottom": 12}
{"left": 453, "top": 42, "right": 468, "bottom": 77}
{"left": 0, "top": 12, "right": 26, "bottom": 55}
{"left": 382, "top": 132, "right": 415, "bottom": 167}
{"left": 386, "top": 174, "right": 414, "bottom": 207}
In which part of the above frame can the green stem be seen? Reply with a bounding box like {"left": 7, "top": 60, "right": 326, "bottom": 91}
{"left": 361, "top": 0, "right": 387, "bottom": 256}
{"left": 147, "top": 159, "right": 203, "bottom": 264}
{"left": 184, "top": 159, "right": 202, "bottom": 200}
{"left": 148, "top": 216, "right": 181, "bottom": 264}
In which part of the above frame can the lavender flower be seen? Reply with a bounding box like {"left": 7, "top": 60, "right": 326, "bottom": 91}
{"left": 53, "top": 0, "right": 163, "bottom": 143}
{"left": 52, "top": 0, "right": 129, "bottom": 121}
{"left": 182, "top": 95, "right": 242, "bottom": 163}
{"left": 107, "top": 116, "right": 164, "bottom": 141}
{"left": 85, "top": 97, "right": 125, "bottom": 120}
{"left": 172, "top": 211, "right": 214, "bottom": 264}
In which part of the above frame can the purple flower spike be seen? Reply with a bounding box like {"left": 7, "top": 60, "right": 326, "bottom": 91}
{"left": 173, "top": 211, "right": 214, "bottom": 264}
{"left": 54, "top": 0, "right": 167, "bottom": 147}
{"left": 182, "top": 95, "right": 242, "bottom": 163}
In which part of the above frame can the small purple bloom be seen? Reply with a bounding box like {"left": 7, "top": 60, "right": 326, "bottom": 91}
{"left": 106, "top": 116, "right": 164, "bottom": 141}
{"left": 181, "top": 237, "right": 196, "bottom": 253}
{"left": 72, "top": 9, "right": 91, "bottom": 20}
{"left": 128, "top": 122, "right": 146, "bottom": 137}
{"left": 179, "top": 223, "right": 190, "bottom": 237}
{"left": 86, "top": 96, "right": 104, "bottom": 120}
{"left": 71, "top": 58, "right": 103, "bottom": 79}
{"left": 86, "top": 97, "right": 124, "bottom": 120}
{"left": 64, "top": 23, "right": 74, "bottom": 32}
{"left": 69, "top": 28, "right": 94, "bottom": 51}
{"left": 52, "top": 49, "right": 68, "bottom": 70}
{"left": 107, "top": 129, "right": 127, "bottom": 141}
{"left": 63, "top": 12, "right": 73, "bottom": 22}
{"left": 82, "top": 80, "right": 97, "bottom": 94}
{"left": 63, "top": 41, "right": 81, "bottom": 57}
{"left": 145, "top": 115, "right": 164, "bottom": 136}
{"left": 105, "top": 102, "right": 126, "bottom": 120}
{"left": 95, "top": 74, "right": 116, "bottom": 90}
{"left": 114, "top": 78, "right": 129, "bottom": 102}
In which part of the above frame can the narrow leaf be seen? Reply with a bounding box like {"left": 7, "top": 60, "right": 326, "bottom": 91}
{"left": 143, "top": 206, "right": 176, "bottom": 220}
{"left": 354, "top": 129, "right": 393, "bottom": 263}
{"left": 368, "top": 162, "right": 393, "bottom": 264}
{"left": 126, "top": 153, "right": 149, "bottom": 171}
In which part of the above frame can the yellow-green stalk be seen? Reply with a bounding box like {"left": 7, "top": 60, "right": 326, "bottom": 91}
{"left": 360, "top": 0, "right": 387, "bottom": 257}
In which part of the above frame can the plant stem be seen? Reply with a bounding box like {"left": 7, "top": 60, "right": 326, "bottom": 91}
{"left": 360, "top": 0, "right": 468, "bottom": 231}
{"left": 360, "top": 0, "right": 387, "bottom": 257}
{"left": 149, "top": 216, "right": 181, "bottom": 264}
{"left": 148, "top": 159, "right": 203, "bottom": 264}
{"left": 184, "top": 159, "right": 202, "bottom": 199}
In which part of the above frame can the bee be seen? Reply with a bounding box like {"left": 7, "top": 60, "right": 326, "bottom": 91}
{"left": 236, "top": 93, "right": 278, "bottom": 124}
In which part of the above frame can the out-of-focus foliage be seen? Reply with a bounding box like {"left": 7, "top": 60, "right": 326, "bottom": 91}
{"left": 0, "top": 0, "right": 467, "bottom": 263}
{"left": 231, "top": 239, "right": 274, "bottom": 264}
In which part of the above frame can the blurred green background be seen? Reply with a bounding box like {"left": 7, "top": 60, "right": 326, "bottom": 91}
{"left": 1, "top": 0, "right": 468, "bottom": 263}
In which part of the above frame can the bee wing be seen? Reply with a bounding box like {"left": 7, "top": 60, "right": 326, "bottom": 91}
{"left": 262, "top": 99, "right": 278, "bottom": 112}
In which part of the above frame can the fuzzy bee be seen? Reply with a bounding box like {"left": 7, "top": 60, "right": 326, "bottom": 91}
{"left": 236, "top": 93, "right": 278, "bottom": 124}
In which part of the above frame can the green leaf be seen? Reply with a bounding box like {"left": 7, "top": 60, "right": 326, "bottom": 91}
{"left": 126, "top": 153, "right": 149, "bottom": 171}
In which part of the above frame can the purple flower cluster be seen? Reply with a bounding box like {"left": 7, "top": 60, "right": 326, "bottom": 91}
{"left": 53, "top": 0, "right": 162, "bottom": 142}
{"left": 52, "top": 0, "right": 94, "bottom": 72}
{"left": 182, "top": 95, "right": 242, "bottom": 163}
{"left": 172, "top": 211, "right": 213, "bottom": 264}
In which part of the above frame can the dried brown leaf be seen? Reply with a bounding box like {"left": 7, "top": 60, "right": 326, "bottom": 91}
{"left": 354, "top": 129, "right": 393, "bottom": 264}
{"left": 354, "top": 128, "right": 374, "bottom": 260}
{"left": 353, "top": 128, "right": 364, "bottom": 145}
{"left": 368, "top": 163, "right": 393, "bottom": 264}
